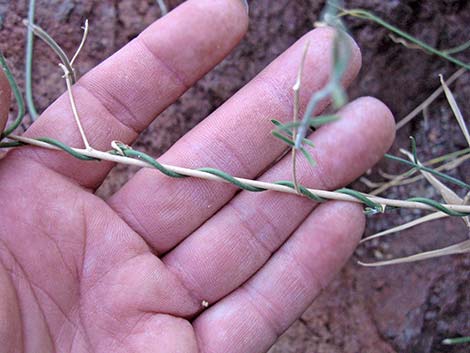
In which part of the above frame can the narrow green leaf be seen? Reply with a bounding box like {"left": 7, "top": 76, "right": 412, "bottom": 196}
{"left": 272, "top": 131, "right": 294, "bottom": 147}
{"left": 302, "top": 138, "right": 315, "bottom": 148}
{"left": 300, "top": 147, "right": 316, "bottom": 167}
{"left": 0, "top": 51, "right": 26, "bottom": 138}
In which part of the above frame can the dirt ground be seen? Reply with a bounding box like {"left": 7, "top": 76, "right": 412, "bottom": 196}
{"left": 1, "top": 0, "right": 470, "bottom": 352}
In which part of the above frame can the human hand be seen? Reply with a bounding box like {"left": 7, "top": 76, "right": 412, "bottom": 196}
{"left": 0, "top": 1, "right": 395, "bottom": 352}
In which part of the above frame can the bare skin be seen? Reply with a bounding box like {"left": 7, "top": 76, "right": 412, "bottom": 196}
{"left": 0, "top": 1, "right": 395, "bottom": 352}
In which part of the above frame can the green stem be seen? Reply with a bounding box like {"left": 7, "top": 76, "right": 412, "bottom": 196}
{"left": 156, "top": 0, "right": 168, "bottom": 15}
{"left": 25, "top": 0, "right": 39, "bottom": 122}
{"left": 341, "top": 9, "right": 470, "bottom": 70}
{"left": 384, "top": 153, "right": 470, "bottom": 190}
{"left": 0, "top": 52, "right": 26, "bottom": 139}
{"left": 442, "top": 336, "right": 470, "bottom": 345}
{"left": 24, "top": 20, "right": 75, "bottom": 83}
{"left": 443, "top": 40, "right": 470, "bottom": 55}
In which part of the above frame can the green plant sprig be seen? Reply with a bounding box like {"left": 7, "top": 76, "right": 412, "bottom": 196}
{"left": 338, "top": 8, "right": 470, "bottom": 70}
{"left": 384, "top": 153, "right": 470, "bottom": 190}
{"left": 293, "top": 5, "right": 351, "bottom": 150}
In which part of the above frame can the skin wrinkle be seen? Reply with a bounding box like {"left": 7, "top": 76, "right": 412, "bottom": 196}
{"left": 0, "top": 245, "right": 24, "bottom": 353}
{"left": 0, "top": 239, "right": 55, "bottom": 352}
{"left": 205, "top": 133, "right": 253, "bottom": 177}
{"left": 28, "top": 281, "right": 80, "bottom": 345}
{"left": 136, "top": 34, "right": 191, "bottom": 91}
{"left": 227, "top": 202, "right": 279, "bottom": 256}
{"left": 238, "top": 285, "right": 281, "bottom": 338}
{"left": 2, "top": 190, "right": 79, "bottom": 282}
{"left": 35, "top": 224, "right": 77, "bottom": 284}
{"left": 74, "top": 82, "right": 141, "bottom": 137}
{"left": 241, "top": 256, "right": 319, "bottom": 338}
{"left": 112, "top": 200, "right": 160, "bottom": 255}
{"left": 121, "top": 312, "right": 155, "bottom": 346}
{"left": 68, "top": 325, "right": 92, "bottom": 353}
{"left": 2, "top": 243, "right": 82, "bottom": 350}
{"left": 165, "top": 259, "right": 210, "bottom": 315}
{"left": 80, "top": 250, "right": 147, "bottom": 298}
{"left": 77, "top": 204, "right": 96, "bottom": 353}
{"left": 275, "top": 242, "right": 327, "bottom": 295}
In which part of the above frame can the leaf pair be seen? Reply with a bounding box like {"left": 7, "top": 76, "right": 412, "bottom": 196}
{"left": 271, "top": 116, "right": 338, "bottom": 166}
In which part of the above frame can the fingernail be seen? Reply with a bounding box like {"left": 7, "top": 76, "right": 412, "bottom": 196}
{"left": 241, "top": 0, "right": 249, "bottom": 13}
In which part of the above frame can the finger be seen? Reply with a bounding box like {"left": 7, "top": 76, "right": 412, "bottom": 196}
{"left": 163, "top": 97, "right": 395, "bottom": 305}
{"left": 0, "top": 69, "right": 11, "bottom": 133}
{"left": 193, "top": 201, "right": 364, "bottom": 353}
{"left": 10, "top": 0, "right": 248, "bottom": 188}
{"left": 109, "top": 27, "right": 362, "bottom": 253}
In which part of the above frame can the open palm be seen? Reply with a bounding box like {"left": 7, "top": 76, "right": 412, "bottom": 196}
{"left": 0, "top": 1, "right": 395, "bottom": 352}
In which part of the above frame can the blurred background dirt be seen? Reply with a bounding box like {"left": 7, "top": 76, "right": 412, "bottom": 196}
{"left": 1, "top": 0, "right": 469, "bottom": 352}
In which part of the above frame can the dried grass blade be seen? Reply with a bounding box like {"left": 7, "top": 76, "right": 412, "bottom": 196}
{"left": 396, "top": 68, "right": 465, "bottom": 130}
{"left": 360, "top": 212, "right": 447, "bottom": 243}
{"left": 359, "top": 239, "right": 470, "bottom": 266}
{"left": 440, "top": 74, "right": 470, "bottom": 147}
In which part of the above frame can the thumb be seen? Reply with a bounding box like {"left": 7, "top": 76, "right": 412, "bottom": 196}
{"left": 0, "top": 68, "right": 11, "bottom": 134}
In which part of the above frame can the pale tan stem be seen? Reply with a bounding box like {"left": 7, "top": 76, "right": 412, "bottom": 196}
{"left": 396, "top": 68, "right": 465, "bottom": 130}
{"left": 70, "top": 19, "right": 89, "bottom": 66}
{"left": 59, "top": 63, "right": 91, "bottom": 150}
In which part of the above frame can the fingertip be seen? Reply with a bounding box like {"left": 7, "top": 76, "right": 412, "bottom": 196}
{"left": 355, "top": 96, "right": 396, "bottom": 154}
{"left": 139, "top": 0, "right": 249, "bottom": 85}
{"left": 344, "top": 29, "right": 363, "bottom": 83}
{"left": 330, "top": 95, "right": 395, "bottom": 164}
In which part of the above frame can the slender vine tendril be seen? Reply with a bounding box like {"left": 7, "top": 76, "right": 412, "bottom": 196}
{"left": 0, "top": 51, "right": 26, "bottom": 139}
{"left": 25, "top": 0, "right": 39, "bottom": 121}
{"left": 338, "top": 8, "right": 470, "bottom": 70}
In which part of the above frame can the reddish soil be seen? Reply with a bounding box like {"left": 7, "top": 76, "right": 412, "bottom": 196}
{"left": 1, "top": 0, "right": 469, "bottom": 352}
